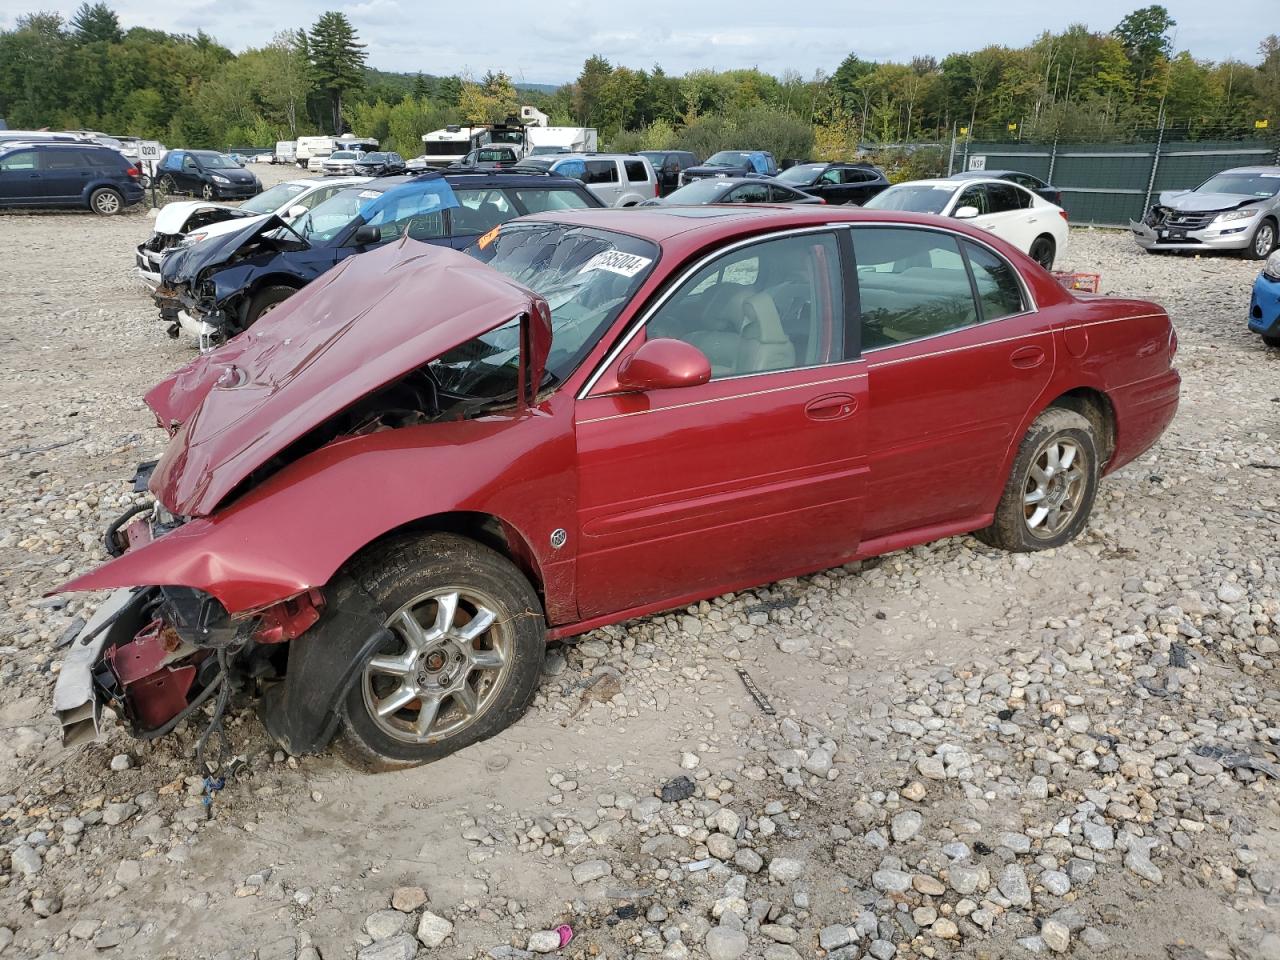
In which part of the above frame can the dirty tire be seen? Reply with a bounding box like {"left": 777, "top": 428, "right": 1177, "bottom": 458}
{"left": 974, "top": 407, "right": 1099, "bottom": 552}
{"left": 244, "top": 285, "right": 297, "bottom": 328}
{"left": 1263, "top": 334, "right": 1280, "bottom": 349}
{"left": 1029, "top": 235, "right": 1056, "bottom": 270}
{"left": 1244, "top": 218, "right": 1276, "bottom": 260}
{"left": 336, "top": 533, "right": 545, "bottom": 772}
{"left": 89, "top": 187, "right": 122, "bottom": 216}
{"left": 158, "top": 174, "right": 176, "bottom": 195}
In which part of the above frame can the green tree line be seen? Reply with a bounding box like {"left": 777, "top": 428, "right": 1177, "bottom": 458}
{"left": 1, "top": 4, "right": 1276, "bottom": 160}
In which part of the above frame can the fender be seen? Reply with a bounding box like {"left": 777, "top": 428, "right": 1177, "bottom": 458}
{"left": 57, "top": 399, "right": 579, "bottom": 618}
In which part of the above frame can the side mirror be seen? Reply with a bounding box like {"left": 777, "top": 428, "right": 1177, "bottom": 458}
{"left": 616, "top": 338, "right": 711, "bottom": 392}
{"left": 954, "top": 205, "right": 979, "bottom": 219}
{"left": 285, "top": 204, "right": 308, "bottom": 220}
{"left": 351, "top": 224, "right": 382, "bottom": 246}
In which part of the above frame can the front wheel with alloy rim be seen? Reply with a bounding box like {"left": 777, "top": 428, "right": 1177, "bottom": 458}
{"left": 337, "top": 533, "right": 545, "bottom": 771}
{"left": 1028, "top": 235, "right": 1056, "bottom": 270}
{"left": 975, "top": 407, "right": 1100, "bottom": 552}
{"left": 1244, "top": 219, "right": 1277, "bottom": 260}
{"left": 201, "top": 183, "right": 215, "bottom": 200}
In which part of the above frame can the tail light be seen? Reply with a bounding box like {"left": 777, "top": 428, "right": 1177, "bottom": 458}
{"left": 126, "top": 166, "right": 140, "bottom": 179}
{"left": 817, "top": 197, "right": 827, "bottom": 204}
{"left": 1058, "top": 210, "right": 1069, "bottom": 222}
{"left": 654, "top": 180, "right": 660, "bottom": 198}
{"left": 1169, "top": 325, "right": 1178, "bottom": 361}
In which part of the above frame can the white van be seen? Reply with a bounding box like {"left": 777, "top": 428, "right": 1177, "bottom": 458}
{"left": 274, "top": 141, "right": 297, "bottom": 164}
{"left": 515, "top": 153, "right": 657, "bottom": 207}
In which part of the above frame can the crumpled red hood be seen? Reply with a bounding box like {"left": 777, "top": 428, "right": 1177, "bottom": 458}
{"left": 146, "top": 236, "right": 550, "bottom": 518}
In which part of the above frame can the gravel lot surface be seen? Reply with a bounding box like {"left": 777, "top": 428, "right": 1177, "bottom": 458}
{"left": 0, "top": 177, "right": 1278, "bottom": 960}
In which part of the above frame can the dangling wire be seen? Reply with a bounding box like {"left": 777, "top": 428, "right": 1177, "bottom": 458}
{"left": 194, "top": 647, "right": 233, "bottom": 790}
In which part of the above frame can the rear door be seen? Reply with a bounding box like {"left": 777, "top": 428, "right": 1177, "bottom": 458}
{"left": 850, "top": 225, "right": 1053, "bottom": 540}
{"left": 585, "top": 159, "right": 622, "bottom": 205}
{"left": 0, "top": 148, "right": 40, "bottom": 204}
{"left": 574, "top": 229, "right": 867, "bottom": 618}
{"left": 978, "top": 182, "right": 1039, "bottom": 252}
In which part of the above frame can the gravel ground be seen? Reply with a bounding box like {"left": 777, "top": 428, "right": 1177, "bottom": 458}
{"left": 0, "top": 184, "right": 1277, "bottom": 960}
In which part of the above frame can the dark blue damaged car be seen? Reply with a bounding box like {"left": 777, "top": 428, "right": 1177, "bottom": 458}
{"left": 1249, "top": 251, "right": 1280, "bottom": 348}
{"left": 153, "top": 170, "right": 601, "bottom": 350}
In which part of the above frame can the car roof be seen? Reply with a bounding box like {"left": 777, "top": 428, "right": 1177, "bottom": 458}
{"left": 523, "top": 204, "right": 981, "bottom": 245}
{"left": 349, "top": 171, "right": 593, "bottom": 193}
{"left": 1219, "top": 165, "right": 1280, "bottom": 174}
{"left": 948, "top": 169, "right": 1040, "bottom": 180}
{"left": 0, "top": 140, "right": 115, "bottom": 152}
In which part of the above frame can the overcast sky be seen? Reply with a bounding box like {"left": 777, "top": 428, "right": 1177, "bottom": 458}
{"left": 7, "top": 1, "right": 1274, "bottom": 84}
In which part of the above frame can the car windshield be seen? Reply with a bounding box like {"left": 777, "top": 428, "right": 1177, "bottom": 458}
{"left": 239, "top": 182, "right": 308, "bottom": 214}
{"left": 705, "top": 151, "right": 750, "bottom": 167}
{"left": 515, "top": 158, "right": 555, "bottom": 172}
{"left": 455, "top": 223, "right": 659, "bottom": 394}
{"left": 476, "top": 148, "right": 512, "bottom": 162}
{"left": 864, "top": 183, "right": 956, "bottom": 214}
{"left": 290, "top": 180, "right": 459, "bottom": 244}
{"left": 1196, "top": 172, "right": 1280, "bottom": 198}
{"left": 664, "top": 179, "right": 736, "bottom": 203}
{"left": 776, "top": 164, "right": 824, "bottom": 185}
{"left": 329, "top": 151, "right": 357, "bottom": 160}
{"left": 198, "top": 152, "right": 240, "bottom": 170}
{"left": 361, "top": 152, "right": 388, "bottom": 162}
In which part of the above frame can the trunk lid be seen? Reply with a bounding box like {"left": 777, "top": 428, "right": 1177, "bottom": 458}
{"left": 146, "top": 237, "right": 551, "bottom": 518}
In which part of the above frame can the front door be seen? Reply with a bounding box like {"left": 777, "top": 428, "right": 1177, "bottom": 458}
{"left": 0, "top": 148, "right": 39, "bottom": 204}
{"left": 850, "top": 224, "right": 1054, "bottom": 540}
{"left": 574, "top": 229, "right": 868, "bottom": 619}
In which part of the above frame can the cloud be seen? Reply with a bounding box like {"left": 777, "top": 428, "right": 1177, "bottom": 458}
{"left": 13, "top": 0, "right": 1274, "bottom": 83}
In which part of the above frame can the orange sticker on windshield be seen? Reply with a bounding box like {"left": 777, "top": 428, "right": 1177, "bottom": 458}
{"left": 477, "top": 225, "right": 500, "bottom": 249}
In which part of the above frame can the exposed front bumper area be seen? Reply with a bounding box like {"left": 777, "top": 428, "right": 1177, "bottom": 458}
{"left": 1128, "top": 216, "right": 1257, "bottom": 252}
{"left": 53, "top": 588, "right": 143, "bottom": 745}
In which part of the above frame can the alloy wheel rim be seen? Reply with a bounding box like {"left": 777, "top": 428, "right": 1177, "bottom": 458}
{"left": 97, "top": 193, "right": 119, "bottom": 213}
{"left": 362, "top": 587, "right": 511, "bottom": 744}
{"left": 1257, "top": 225, "right": 1275, "bottom": 257}
{"left": 1023, "top": 437, "right": 1087, "bottom": 538}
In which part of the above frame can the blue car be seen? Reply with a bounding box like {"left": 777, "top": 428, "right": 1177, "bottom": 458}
{"left": 679, "top": 150, "right": 778, "bottom": 187}
{"left": 0, "top": 140, "right": 145, "bottom": 214}
{"left": 1249, "top": 251, "right": 1280, "bottom": 348}
{"left": 154, "top": 170, "right": 602, "bottom": 349}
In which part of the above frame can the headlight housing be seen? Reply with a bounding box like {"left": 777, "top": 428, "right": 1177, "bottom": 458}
{"left": 211, "top": 175, "right": 230, "bottom": 185}
{"left": 1214, "top": 207, "right": 1258, "bottom": 223}
{"left": 1264, "top": 250, "right": 1280, "bottom": 281}
{"left": 180, "top": 232, "right": 208, "bottom": 247}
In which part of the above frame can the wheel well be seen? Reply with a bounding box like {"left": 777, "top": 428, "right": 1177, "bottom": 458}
{"left": 351, "top": 511, "right": 545, "bottom": 603}
{"left": 1033, "top": 233, "right": 1056, "bottom": 249}
{"left": 1048, "top": 388, "right": 1115, "bottom": 464}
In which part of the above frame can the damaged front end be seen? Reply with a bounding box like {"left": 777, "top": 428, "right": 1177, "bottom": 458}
{"left": 56, "top": 238, "right": 554, "bottom": 757}
{"left": 153, "top": 214, "right": 307, "bottom": 350}
{"left": 1129, "top": 190, "right": 1265, "bottom": 253}
{"left": 57, "top": 499, "right": 390, "bottom": 756}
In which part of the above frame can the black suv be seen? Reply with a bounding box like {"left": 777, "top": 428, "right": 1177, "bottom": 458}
{"left": 775, "top": 162, "right": 890, "bottom": 205}
{"left": 154, "top": 149, "right": 261, "bottom": 200}
{"left": 0, "top": 141, "right": 145, "bottom": 215}
{"left": 155, "top": 169, "right": 604, "bottom": 348}
{"left": 638, "top": 150, "right": 699, "bottom": 196}
{"left": 679, "top": 150, "right": 778, "bottom": 185}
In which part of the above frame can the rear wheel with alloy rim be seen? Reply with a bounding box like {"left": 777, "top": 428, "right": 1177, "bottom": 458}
{"left": 975, "top": 407, "right": 1099, "bottom": 552}
{"left": 89, "top": 188, "right": 122, "bottom": 215}
{"left": 337, "top": 533, "right": 545, "bottom": 771}
{"left": 1029, "top": 235, "right": 1056, "bottom": 270}
{"left": 158, "top": 175, "right": 176, "bottom": 196}
{"left": 1245, "top": 219, "right": 1276, "bottom": 260}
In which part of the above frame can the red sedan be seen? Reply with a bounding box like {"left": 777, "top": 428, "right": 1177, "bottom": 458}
{"left": 55, "top": 205, "right": 1179, "bottom": 770}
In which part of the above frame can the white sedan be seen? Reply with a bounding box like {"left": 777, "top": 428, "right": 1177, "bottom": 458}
{"left": 865, "top": 177, "right": 1069, "bottom": 269}
{"left": 135, "top": 177, "right": 368, "bottom": 288}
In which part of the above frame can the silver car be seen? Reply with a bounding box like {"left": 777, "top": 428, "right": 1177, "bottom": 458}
{"left": 1129, "top": 166, "right": 1280, "bottom": 259}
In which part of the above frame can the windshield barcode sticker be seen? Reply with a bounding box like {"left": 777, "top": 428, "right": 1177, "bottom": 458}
{"left": 582, "top": 251, "right": 652, "bottom": 278}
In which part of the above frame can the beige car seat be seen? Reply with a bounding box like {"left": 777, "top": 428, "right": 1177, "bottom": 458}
{"left": 736, "top": 292, "right": 795, "bottom": 374}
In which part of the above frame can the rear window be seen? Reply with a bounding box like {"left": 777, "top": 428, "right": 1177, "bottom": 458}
{"left": 624, "top": 160, "right": 649, "bottom": 183}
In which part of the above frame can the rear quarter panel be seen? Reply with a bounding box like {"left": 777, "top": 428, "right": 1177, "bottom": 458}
{"left": 1051, "top": 294, "right": 1179, "bottom": 473}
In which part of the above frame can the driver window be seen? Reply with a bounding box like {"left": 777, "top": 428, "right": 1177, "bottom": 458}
{"left": 362, "top": 191, "right": 448, "bottom": 243}
{"left": 729, "top": 183, "right": 769, "bottom": 203}
{"left": 645, "top": 233, "right": 844, "bottom": 379}
{"left": 182, "top": 156, "right": 199, "bottom": 171}
{"left": 819, "top": 169, "right": 842, "bottom": 185}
